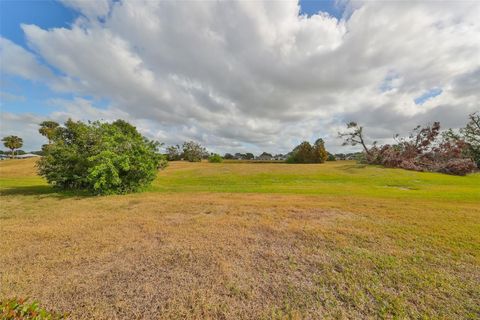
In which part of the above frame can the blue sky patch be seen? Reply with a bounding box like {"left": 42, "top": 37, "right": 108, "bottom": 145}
{"left": 379, "top": 71, "right": 400, "bottom": 93}
{"left": 299, "top": 0, "right": 344, "bottom": 19}
{"left": 414, "top": 88, "right": 443, "bottom": 105}
{"left": 0, "top": 0, "right": 78, "bottom": 48}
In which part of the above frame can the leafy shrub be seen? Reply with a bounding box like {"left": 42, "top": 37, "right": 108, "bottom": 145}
{"left": 38, "top": 119, "right": 165, "bottom": 195}
{"left": 1, "top": 297, "right": 65, "bottom": 319}
{"left": 208, "top": 154, "right": 223, "bottom": 163}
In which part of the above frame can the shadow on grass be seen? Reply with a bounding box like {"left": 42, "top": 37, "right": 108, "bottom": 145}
{"left": 0, "top": 185, "right": 91, "bottom": 199}
{"left": 336, "top": 164, "right": 368, "bottom": 172}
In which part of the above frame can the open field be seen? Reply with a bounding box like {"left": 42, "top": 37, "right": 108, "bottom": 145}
{"left": 1, "top": 158, "right": 479, "bottom": 319}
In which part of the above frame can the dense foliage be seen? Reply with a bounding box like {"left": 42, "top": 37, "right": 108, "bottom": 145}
{"left": 1, "top": 297, "right": 65, "bottom": 319}
{"left": 38, "top": 119, "right": 166, "bottom": 195}
{"left": 339, "top": 114, "right": 478, "bottom": 175}
{"left": 2, "top": 135, "right": 23, "bottom": 158}
{"left": 287, "top": 138, "right": 328, "bottom": 163}
{"left": 208, "top": 153, "right": 223, "bottom": 163}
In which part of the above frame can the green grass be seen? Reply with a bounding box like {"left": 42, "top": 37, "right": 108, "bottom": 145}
{"left": 1, "top": 159, "right": 479, "bottom": 319}
{"left": 150, "top": 161, "right": 480, "bottom": 202}
{"left": 1, "top": 160, "right": 478, "bottom": 202}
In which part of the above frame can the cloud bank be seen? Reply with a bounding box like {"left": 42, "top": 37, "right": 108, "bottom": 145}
{"left": 1, "top": 0, "right": 479, "bottom": 153}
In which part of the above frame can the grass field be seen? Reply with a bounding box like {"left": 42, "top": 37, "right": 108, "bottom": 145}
{"left": 1, "top": 158, "right": 479, "bottom": 319}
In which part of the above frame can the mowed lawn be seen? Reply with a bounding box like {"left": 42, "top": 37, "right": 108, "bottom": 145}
{"left": 1, "top": 159, "right": 479, "bottom": 319}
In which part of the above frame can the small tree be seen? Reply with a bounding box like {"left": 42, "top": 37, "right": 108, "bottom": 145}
{"left": 224, "top": 153, "right": 234, "bottom": 159}
{"left": 2, "top": 135, "right": 23, "bottom": 158}
{"left": 338, "top": 122, "right": 371, "bottom": 156}
{"left": 166, "top": 144, "right": 182, "bottom": 161}
{"left": 38, "top": 121, "right": 60, "bottom": 144}
{"left": 288, "top": 142, "right": 314, "bottom": 163}
{"left": 208, "top": 153, "right": 223, "bottom": 163}
{"left": 245, "top": 152, "right": 255, "bottom": 160}
{"left": 182, "top": 141, "right": 207, "bottom": 162}
{"left": 38, "top": 119, "right": 164, "bottom": 195}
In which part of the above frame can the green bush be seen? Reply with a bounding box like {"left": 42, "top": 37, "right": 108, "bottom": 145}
{"left": 1, "top": 297, "right": 65, "bottom": 319}
{"left": 38, "top": 119, "right": 166, "bottom": 195}
{"left": 208, "top": 154, "right": 223, "bottom": 163}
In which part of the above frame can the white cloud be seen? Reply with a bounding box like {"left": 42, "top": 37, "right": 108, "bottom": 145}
{"left": 2, "top": 0, "right": 480, "bottom": 154}
{"left": 0, "top": 92, "right": 26, "bottom": 103}
{"left": 0, "top": 37, "right": 54, "bottom": 81}
{"left": 60, "top": 0, "right": 112, "bottom": 20}
{"left": 0, "top": 112, "right": 46, "bottom": 151}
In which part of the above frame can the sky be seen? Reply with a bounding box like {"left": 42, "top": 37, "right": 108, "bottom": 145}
{"left": 1, "top": 0, "right": 479, "bottom": 154}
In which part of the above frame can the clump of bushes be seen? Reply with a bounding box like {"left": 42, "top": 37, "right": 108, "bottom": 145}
{"left": 1, "top": 297, "right": 65, "bottom": 319}
{"left": 287, "top": 138, "right": 328, "bottom": 163}
{"left": 339, "top": 113, "right": 479, "bottom": 176}
{"left": 208, "top": 153, "right": 223, "bottom": 163}
{"left": 38, "top": 119, "right": 167, "bottom": 195}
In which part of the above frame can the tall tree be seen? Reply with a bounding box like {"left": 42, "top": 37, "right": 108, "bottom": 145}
{"left": 38, "top": 121, "right": 60, "bottom": 144}
{"left": 2, "top": 135, "right": 23, "bottom": 158}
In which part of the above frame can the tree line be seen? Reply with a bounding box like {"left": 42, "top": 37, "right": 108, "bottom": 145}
{"left": 1, "top": 113, "right": 478, "bottom": 195}
{"left": 165, "top": 139, "right": 331, "bottom": 164}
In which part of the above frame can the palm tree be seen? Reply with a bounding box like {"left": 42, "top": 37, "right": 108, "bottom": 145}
{"left": 2, "top": 135, "right": 23, "bottom": 158}
{"left": 38, "top": 121, "right": 59, "bottom": 144}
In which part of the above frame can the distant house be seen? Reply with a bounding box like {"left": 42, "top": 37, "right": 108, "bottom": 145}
{"left": 16, "top": 153, "right": 41, "bottom": 159}
{"left": 256, "top": 152, "right": 273, "bottom": 161}
{"left": 273, "top": 154, "right": 286, "bottom": 161}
